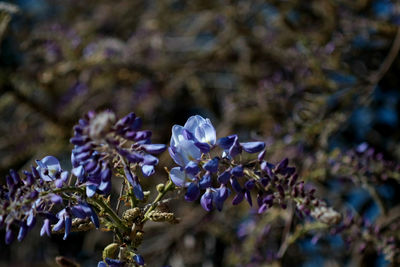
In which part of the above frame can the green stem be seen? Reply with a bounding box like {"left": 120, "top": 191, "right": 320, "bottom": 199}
{"left": 142, "top": 180, "right": 174, "bottom": 222}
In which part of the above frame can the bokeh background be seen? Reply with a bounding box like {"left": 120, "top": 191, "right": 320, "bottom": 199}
{"left": 1, "top": 0, "right": 400, "bottom": 266}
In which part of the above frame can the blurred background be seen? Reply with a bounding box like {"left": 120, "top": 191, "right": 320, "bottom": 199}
{"left": 1, "top": 0, "right": 400, "bottom": 266}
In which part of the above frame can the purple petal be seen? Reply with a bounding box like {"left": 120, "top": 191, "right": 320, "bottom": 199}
{"left": 217, "top": 135, "right": 237, "bottom": 150}
{"left": 244, "top": 180, "right": 255, "bottom": 190}
{"left": 142, "top": 165, "right": 155, "bottom": 177}
{"left": 245, "top": 191, "right": 252, "bottom": 207}
{"left": 169, "top": 167, "right": 187, "bottom": 187}
{"left": 5, "top": 229, "right": 14, "bottom": 244}
{"left": 200, "top": 190, "right": 214, "bottom": 211}
{"left": 194, "top": 142, "right": 211, "bottom": 153}
{"left": 18, "top": 222, "right": 28, "bottom": 242}
{"left": 134, "top": 130, "right": 152, "bottom": 142}
{"left": 141, "top": 144, "right": 167, "bottom": 154}
{"left": 142, "top": 154, "right": 159, "bottom": 166}
{"left": 53, "top": 218, "right": 65, "bottom": 232}
{"left": 232, "top": 192, "right": 244, "bottom": 205}
{"left": 185, "top": 161, "right": 200, "bottom": 176}
{"left": 203, "top": 157, "right": 219, "bottom": 173}
{"left": 86, "top": 184, "right": 97, "bottom": 198}
{"left": 230, "top": 177, "right": 242, "bottom": 193}
{"left": 184, "top": 182, "right": 200, "bottom": 202}
{"left": 199, "top": 173, "right": 212, "bottom": 190}
{"left": 231, "top": 165, "right": 244, "bottom": 177}
{"left": 217, "top": 171, "right": 231, "bottom": 185}
{"left": 241, "top": 142, "right": 265, "bottom": 153}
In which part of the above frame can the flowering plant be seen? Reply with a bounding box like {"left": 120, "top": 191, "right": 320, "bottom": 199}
{"left": 0, "top": 111, "right": 347, "bottom": 266}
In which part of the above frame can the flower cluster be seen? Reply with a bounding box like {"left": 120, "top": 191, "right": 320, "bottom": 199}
{"left": 71, "top": 111, "right": 166, "bottom": 200}
{"left": 168, "top": 115, "right": 340, "bottom": 224}
{"left": 0, "top": 156, "right": 98, "bottom": 243}
{"left": 0, "top": 111, "right": 344, "bottom": 266}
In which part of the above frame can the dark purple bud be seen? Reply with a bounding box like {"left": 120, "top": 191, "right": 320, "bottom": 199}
{"left": 87, "top": 205, "right": 100, "bottom": 229}
{"left": 203, "top": 157, "right": 219, "bottom": 173}
{"left": 70, "top": 136, "right": 88, "bottom": 146}
{"left": 245, "top": 191, "right": 252, "bottom": 206}
{"left": 217, "top": 171, "right": 231, "bottom": 185}
{"left": 126, "top": 152, "right": 144, "bottom": 164}
{"left": 124, "top": 131, "right": 136, "bottom": 140}
{"left": 132, "top": 182, "right": 144, "bottom": 201}
{"left": 10, "top": 170, "right": 21, "bottom": 184}
{"left": 141, "top": 144, "right": 167, "bottom": 154}
{"left": 229, "top": 138, "right": 242, "bottom": 158}
{"left": 258, "top": 150, "right": 266, "bottom": 162}
{"left": 200, "top": 190, "right": 214, "bottom": 211}
{"left": 230, "top": 177, "right": 242, "bottom": 192}
{"left": 217, "top": 135, "right": 237, "bottom": 150}
{"left": 142, "top": 154, "right": 159, "bottom": 166}
{"left": 260, "top": 177, "right": 270, "bottom": 187}
{"left": 74, "top": 143, "right": 92, "bottom": 154}
{"left": 116, "top": 112, "right": 135, "bottom": 128}
{"left": 23, "top": 172, "right": 35, "bottom": 186}
{"left": 6, "top": 175, "right": 14, "bottom": 188}
{"left": 71, "top": 205, "right": 86, "bottom": 219}
{"left": 63, "top": 214, "right": 72, "bottom": 240}
{"left": 134, "top": 130, "right": 152, "bottom": 142}
{"left": 27, "top": 189, "right": 38, "bottom": 200}
{"left": 100, "top": 166, "right": 112, "bottom": 182}
{"left": 124, "top": 166, "right": 135, "bottom": 187}
{"left": 185, "top": 182, "right": 200, "bottom": 202}
{"left": 18, "top": 222, "right": 28, "bottom": 242}
{"left": 289, "top": 174, "right": 298, "bottom": 187}
{"left": 214, "top": 186, "right": 230, "bottom": 211}
{"left": 131, "top": 117, "right": 142, "bottom": 131}
{"left": 232, "top": 192, "right": 244, "bottom": 205}
{"left": 297, "top": 182, "right": 305, "bottom": 197}
{"left": 245, "top": 180, "right": 255, "bottom": 191}
{"left": 185, "top": 161, "right": 200, "bottom": 176}
{"left": 241, "top": 142, "right": 265, "bottom": 153}
{"left": 260, "top": 161, "right": 274, "bottom": 178}
{"left": 231, "top": 165, "right": 244, "bottom": 177}
{"left": 275, "top": 158, "right": 288, "bottom": 174}
{"left": 133, "top": 254, "right": 144, "bottom": 265}
{"left": 5, "top": 229, "right": 14, "bottom": 244}
{"left": 75, "top": 151, "right": 91, "bottom": 162}
{"left": 31, "top": 165, "right": 40, "bottom": 178}
{"left": 199, "top": 173, "right": 212, "bottom": 190}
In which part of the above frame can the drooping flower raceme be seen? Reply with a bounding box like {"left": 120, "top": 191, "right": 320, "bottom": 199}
{"left": 70, "top": 111, "right": 166, "bottom": 200}
{"left": 167, "top": 115, "right": 336, "bottom": 220}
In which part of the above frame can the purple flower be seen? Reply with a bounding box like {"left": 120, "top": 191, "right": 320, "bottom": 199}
{"left": 169, "top": 167, "right": 195, "bottom": 187}
{"left": 203, "top": 157, "right": 219, "bottom": 173}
